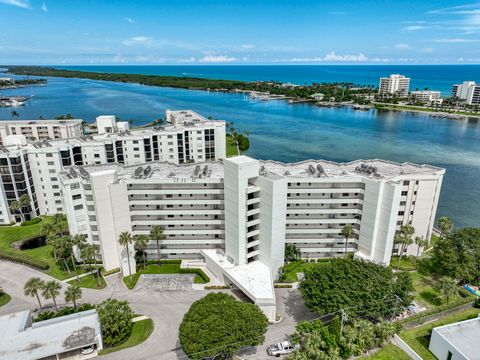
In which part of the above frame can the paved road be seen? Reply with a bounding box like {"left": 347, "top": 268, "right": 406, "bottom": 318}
{"left": 0, "top": 261, "right": 314, "bottom": 360}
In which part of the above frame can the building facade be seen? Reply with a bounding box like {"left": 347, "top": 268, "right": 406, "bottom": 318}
{"left": 60, "top": 155, "right": 444, "bottom": 273}
{"left": 0, "top": 119, "right": 83, "bottom": 145}
{"left": 451, "top": 81, "right": 480, "bottom": 105}
{"left": 410, "top": 90, "right": 443, "bottom": 104}
{"left": 378, "top": 74, "right": 411, "bottom": 96}
{"left": 0, "top": 110, "right": 226, "bottom": 223}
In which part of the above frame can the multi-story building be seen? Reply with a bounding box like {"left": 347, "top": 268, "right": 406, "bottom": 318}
{"left": 378, "top": 74, "right": 411, "bottom": 97}
{"left": 0, "top": 110, "right": 226, "bottom": 223}
{"left": 410, "top": 90, "right": 443, "bottom": 104}
{"left": 60, "top": 156, "right": 443, "bottom": 320}
{"left": 451, "top": 81, "right": 480, "bottom": 105}
{"left": 0, "top": 119, "right": 83, "bottom": 145}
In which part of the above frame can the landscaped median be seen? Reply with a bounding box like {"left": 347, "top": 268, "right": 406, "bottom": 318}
{"left": 99, "top": 317, "right": 154, "bottom": 355}
{"left": 123, "top": 260, "right": 210, "bottom": 290}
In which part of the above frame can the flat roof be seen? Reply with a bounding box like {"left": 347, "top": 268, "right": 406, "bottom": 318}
{"left": 0, "top": 309, "right": 101, "bottom": 360}
{"left": 202, "top": 249, "right": 275, "bottom": 304}
{"left": 0, "top": 119, "right": 83, "bottom": 126}
{"left": 433, "top": 317, "right": 480, "bottom": 359}
{"left": 62, "top": 156, "right": 444, "bottom": 183}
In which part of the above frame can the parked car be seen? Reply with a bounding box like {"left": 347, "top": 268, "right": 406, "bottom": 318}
{"left": 267, "top": 341, "right": 300, "bottom": 357}
{"left": 81, "top": 345, "right": 95, "bottom": 355}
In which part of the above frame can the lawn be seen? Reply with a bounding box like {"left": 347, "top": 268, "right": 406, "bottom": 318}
{"left": 0, "top": 216, "right": 83, "bottom": 280}
{"left": 410, "top": 271, "right": 446, "bottom": 308}
{"left": 98, "top": 318, "right": 154, "bottom": 355}
{"left": 389, "top": 256, "right": 417, "bottom": 271}
{"left": 226, "top": 134, "right": 239, "bottom": 157}
{"left": 364, "top": 344, "right": 410, "bottom": 360}
{"left": 281, "top": 260, "right": 331, "bottom": 283}
{"left": 399, "top": 307, "right": 480, "bottom": 360}
{"left": 0, "top": 291, "right": 11, "bottom": 307}
{"left": 123, "top": 263, "right": 208, "bottom": 289}
{"left": 68, "top": 272, "right": 106, "bottom": 289}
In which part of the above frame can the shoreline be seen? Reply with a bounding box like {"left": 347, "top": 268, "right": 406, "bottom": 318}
{"left": 4, "top": 66, "right": 480, "bottom": 121}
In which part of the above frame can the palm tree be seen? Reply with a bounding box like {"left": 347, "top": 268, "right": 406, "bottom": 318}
{"left": 24, "top": 277, "right": 45, "bottom": 309}
{"left": 415, "top": 236, "right": 428, "bottom": 257}
{"left": 438, "top": 216, "right": 454, "bottom": 238}
{"left": 42, "top": 280, "right": 61, "bottom": 311}
{"left": 341, "top": 224, "right": 353, "bottom": 258}
{"left": 394, "top": 224, "right": 415, "bottom": 261}
{"left": 10, "top": 194, "right": 31, "bottom": 222}
{"left": 435, "top": 277, "right": 457, "bottom": 303}
{"left": 149, "top": 225, "right": 165, "bottom": 262}
{"left": 134, "top": 234, "right": 149, "bottom": 269}
{"left": 118, "top": 231, "right": 134, "bottom": 282}
{"left": 64, "top": 285, "right": 82, "bottom": 308}
{"left": 70, "top": 234, "right": 86, "bottom": 282}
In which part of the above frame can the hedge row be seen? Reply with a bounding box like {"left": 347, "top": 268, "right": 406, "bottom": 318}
{"left": 101, "top": 267, "right": 121, "bottom": 277}
{"left": 0, "top": 251, "right": 49, "bottom": 270}
{"left": 179, "top": 268, "right": 210, "bottom": 283}
{"left": 205, "top": 285, "right": 231, "bottom": 290}
{"left": 34, "top": 304, "right": 94, "bottom": 322}
{"left": 21, "top": 218, "right": 43, "bottom": 226}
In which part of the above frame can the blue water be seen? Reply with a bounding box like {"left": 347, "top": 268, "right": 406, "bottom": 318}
{"left": 56, "top": 65, "right": 480, "bottom": 95}
{"left": 1, "top": 67, "right": 480, "bottom": 228}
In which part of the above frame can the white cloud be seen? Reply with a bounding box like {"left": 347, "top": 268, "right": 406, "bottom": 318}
{"left": 177, "top": 57, "right": 197, "bottom": 63}
{"left": 122, "top": 36, "right": 154, "bottom": 46}
{"left": 240, "top": 44, "right": 255, "bottom": 49}
{"left": 403, "top": 25, "right": 427, "bottom": 31}
{"left": 422, "top": 47, "right": 434, "bottom": 53}
{"left": 434, "top": 38, "right": 479, "bottom": 43}
{"left": 199, "top": 55, "right": 237, "bottom": 63}
{"left": 124, "top": 17, "right": 135, "bottom": 23}
{"left": 0, "top": 0, "right": 30, "bottom": 9}
{"left": 40, "top": 2, "right": 47, "bottom": 12}
{"left": 112, "top": 53, "right": 126, "bottom": 63}
{"left": 289, "top": 52, "right": 368, "bottom": 62}
{"left": 395, "top": 43, "right": 412, "bottom": 50}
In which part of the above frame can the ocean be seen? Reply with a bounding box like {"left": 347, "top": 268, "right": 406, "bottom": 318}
{"left": 1, "top": 65, "right": 479, "bottom": 228}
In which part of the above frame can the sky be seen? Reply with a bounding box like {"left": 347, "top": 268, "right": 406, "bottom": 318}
{"left": 1, "top": 0, "right": 480, "bottom": 65}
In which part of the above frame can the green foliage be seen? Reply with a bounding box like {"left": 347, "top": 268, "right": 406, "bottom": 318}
{"left": 179, "top": 293, "right": 268, "bottom": 359}
{"left": 21, "top": 218, "right": 43, "bottom": 226}
{"left": 34, "top": 304, "right": 94, "bottom": 322}
{"left": 236, "top": 133, "right": 250, "bottom": 151}
{"left": 427, "top": 228, "right": 480, "bottom": 283}
{"left": 99, "top": 318, "right": 154, "bottom": 355}
{"left": 0, "top": 288, "right": 11, "bottom": 307}
{"left": 0, "top": 251, "right": 49, "bottom": 269}
{"left": 96, "top": 299, "right": 134, "bottom": 346}
{"left": 179, "top": 267, "right": 210, "bottom": 283}
{"left": 285, "top": 244, "right": 301, "bottom": 263}
{"left": 291, "top": 318, "right": 398, "bottom": 359}
{"left": 300, "top": 259, "right": 412, "bottom": 318}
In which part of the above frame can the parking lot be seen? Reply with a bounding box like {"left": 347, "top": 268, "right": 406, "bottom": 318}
{"left": 137, "top": 274, "right": 196, "bottom": 291}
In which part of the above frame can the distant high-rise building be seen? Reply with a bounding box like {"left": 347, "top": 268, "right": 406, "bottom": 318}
{"left": 378, "top": 74, "right": 411, "bottom": 96}
{"left": 410, "top": 90, "right": 443, "bottom": 104}
{"left": 451, "top": 81, "right": 480, "bottom": 105}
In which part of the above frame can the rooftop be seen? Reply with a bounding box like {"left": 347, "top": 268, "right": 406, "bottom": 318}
{"left": 0, "top": 309, "right": 101, "bottom": 360}
{"left": 0, "top": 119, "right": 83, "bottom": 126}
{"left": 61, "top": 156, "right": 444, "bottom": 183}
{"left": 432, "top": 316, "right": 480, "bottom": 359}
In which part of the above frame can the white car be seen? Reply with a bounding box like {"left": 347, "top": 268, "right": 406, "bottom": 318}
{"left": 267, "top": 341, "right": 300, "bottom": 357}
{"left": 81, "top": 345, "right": 95, "bottom": 355}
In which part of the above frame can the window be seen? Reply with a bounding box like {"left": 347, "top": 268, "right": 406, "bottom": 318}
{"left": 94, "top": 154, "right": 100, "bottom": 158}
{"left": 47, "top": 161, "right": 54, "bottom": 166}
{"left": 46, "top": 153, "right": 53, "bottom": 158}
{"left": 401, "top": 191, "right": 408, "bottom": 196}
{"left": 74, "top": 204, "right": 83, "bottom": 210}
{"left": 72, "top": 194, "right": 82, "bottom": 200}
{"left": 133, "top": 140, "right": 139, "bottom": 144}
{"left": 398, "top": 211, "right": 405, "bottom": 216}
{"left": 415, "top": 180, "right": 419, "bottom": 185}
{"left": 70, "top": 183, "right": 80, "bottom": 190}
{"left": 49, "top": 169, "right": 55, "bottom": 174}
{"left": 133, "top": 147, "right": 139, "bottom": 151}
{"left": 400, "top": 201, "right": 406, "bottom": 206}
{"left": 403, "top": 180, "right": 410, "bottom": 186}
{"left": 50, "top": 177, "right": 58, "bottom": 181}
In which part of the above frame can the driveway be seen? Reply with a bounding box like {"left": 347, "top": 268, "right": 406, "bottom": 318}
{"left": 0, "top": 261, "right": 314, "bottom": 360}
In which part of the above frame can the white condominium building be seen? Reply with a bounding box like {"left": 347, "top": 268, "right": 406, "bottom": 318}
{"left": 60, "top": 155, "right": 443, "bottom": 270}
{"left": 378, "top": 74, "right": 411, "bottom": 96}
{"left": 0, "top": 119, "right": 83, "bottom": 145}
{"left": 0, "top": 110, "right": 226, "bottom": 223}
{"left": 60, "top": 156, "right": 443, "bottom": 320}
{"left": 410, "top": 90, "right": 442, "bottom": 104}
{"left": 451, "top": 81, "right": 480, "bottom": 105}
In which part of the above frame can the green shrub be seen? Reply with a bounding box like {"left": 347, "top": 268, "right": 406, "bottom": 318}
{"left": 274, "top": 284, "right": 293, "bottom": 288}
{"left": 179, "top": 268, "right": 210, "bottom": 283}
{"left": 21, "top": 218, "right": 43, "bottom": 226}
{"left": 97, "top": 299, "right": 133, "bottom": 346}
{"left": 205, "top": 285, "right": 231, "bottom": 290}
{"left": 236, "top": 134, "right": 249, "bottom": 151}
{"left": 34, "top": 304, "right": 94, "bottom": 322}
{"left": 101, "top": 267, "right": 121, "bottom": 277}
{"left": 0, "top": 251, "right": 49, "bottom": 270}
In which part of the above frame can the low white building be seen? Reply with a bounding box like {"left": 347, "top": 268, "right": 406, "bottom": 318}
{"left": 378, "top": 74, "right": 411, "bottom": 97}
{"left": 451, "top": 81, "right": 480, "bottom": 105}
{"left": 429, "top": 316, "right": 480, "bottom": 360}
{"left": 411, "top": 90, "right": 443, "bottom": 104}
{"left": 0, "top": 309, "right": 103, "bottom": 360}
